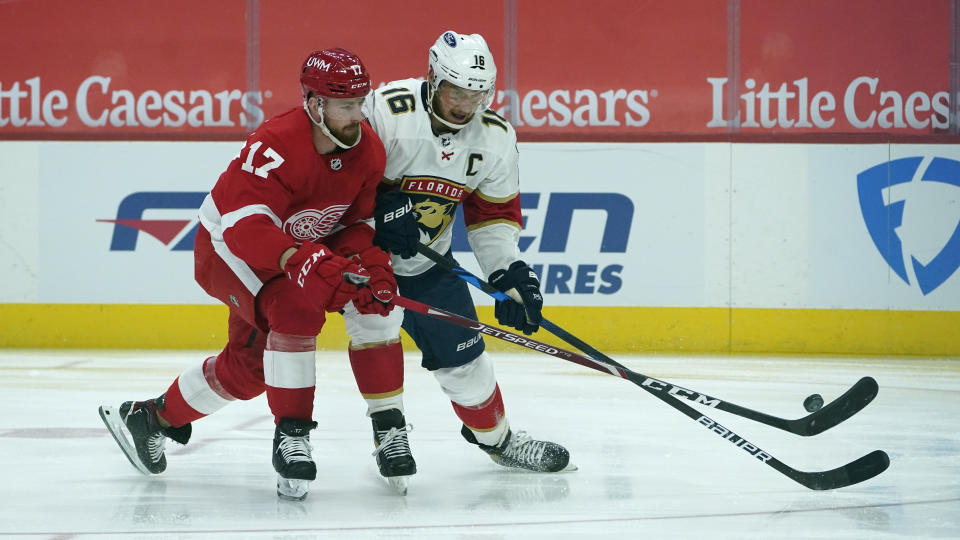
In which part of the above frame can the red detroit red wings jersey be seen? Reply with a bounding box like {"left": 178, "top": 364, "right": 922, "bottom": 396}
{"left": 197, "top": 107, "right": 386, "bottom": 296}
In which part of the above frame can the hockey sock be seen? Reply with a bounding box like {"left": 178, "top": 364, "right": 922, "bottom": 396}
{"left": 263, "top": 332, "right": 317, "bottom": 423}
{"left": 349, "top": 340, "right": 404, "bottom": 414}
{"left": 160, "top": 356, "right": 236, "bottom": 427}
{"left": 452, "top": 384, "right": 509, "bottom": 447}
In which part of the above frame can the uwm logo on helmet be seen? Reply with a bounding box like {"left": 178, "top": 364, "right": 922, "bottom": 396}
{"left": 0, "top": 76, "right": 265, "bottom": 129}
{"left": 305, "top": 57, "right": 331, "bottom": 71}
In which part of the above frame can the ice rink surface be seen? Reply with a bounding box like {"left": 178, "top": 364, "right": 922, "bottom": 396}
{"left": 0, "top": 349, "right": 957, "bottom": 539}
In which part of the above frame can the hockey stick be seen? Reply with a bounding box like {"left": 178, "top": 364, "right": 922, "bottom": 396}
{"left": 413, "top": 243, "right": 879, "bottom": 437}
{"left": 391, "top": 293, "right": 889, "bottom": 490}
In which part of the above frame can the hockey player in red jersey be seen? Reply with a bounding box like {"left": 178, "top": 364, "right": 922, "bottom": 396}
{"left": 344, "top": 31, "right": 571, "bottom": 494}
{"left": 98, "top": 48, "right": 397, "bottom": 501}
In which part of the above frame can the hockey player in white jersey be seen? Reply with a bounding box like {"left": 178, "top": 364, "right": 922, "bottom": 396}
{"left": 343, "top": 31, "right": 571, "bottom": 492}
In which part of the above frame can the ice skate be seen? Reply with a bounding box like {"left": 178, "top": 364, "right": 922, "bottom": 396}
{"left": 98, "top": 395, "right": 192, "bottom": 475}
{"left": 273, "top": 418, "right": 318, "bottom": 501}
{"left": 370, "top": 409, "right": 417, "bottom": 495}
{"left": 462, "top": 425, "right": 575, "bottom": 473}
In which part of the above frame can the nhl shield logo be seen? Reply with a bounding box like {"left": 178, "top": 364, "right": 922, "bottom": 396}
{"left": 329, "top": 158, "right": 342, "bottom": 171}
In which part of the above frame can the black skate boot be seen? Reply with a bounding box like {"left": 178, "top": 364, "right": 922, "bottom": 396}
{"left": 462, "top": 425, "right": 573, "bottom": 473}
{"left": 370, "top": 409, "right": 416, "bottom": 495}
{"left": 273, "top": 418, "right": 318, "bottom": 501}
{"left": 98, "top": 395, "right": 192, "bottom": 475}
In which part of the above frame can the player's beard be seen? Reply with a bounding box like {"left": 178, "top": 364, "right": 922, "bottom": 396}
{"left": 329, "top": 122, "right": 361, "bottom": 147}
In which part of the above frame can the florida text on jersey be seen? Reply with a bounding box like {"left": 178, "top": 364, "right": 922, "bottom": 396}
{"left": 364, "top": 79, "right": 523, "bottom": 277}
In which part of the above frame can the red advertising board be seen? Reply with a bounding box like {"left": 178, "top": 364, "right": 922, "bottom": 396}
{"left": 735, "top": 0, "right": 952, "bottom": 134}
{"left": 1, "top": 0, "right": 956, "bottom": 140}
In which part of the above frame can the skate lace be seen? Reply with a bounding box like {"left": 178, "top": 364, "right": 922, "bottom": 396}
{"left": 146, "top": 432, "right": 166, "bottom": 463}
{"left": 278, "top": 433, "right": 313, "bottom": 463}
{"left": 502, "top": 431, "right": 546, "bottom": 466}
{"left": 372, "top": 424, "right": 414, "bottom": 459}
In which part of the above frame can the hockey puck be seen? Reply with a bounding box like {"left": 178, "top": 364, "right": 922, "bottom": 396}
{"left": 803, "top": 393, "right": 824, "bottom": 412}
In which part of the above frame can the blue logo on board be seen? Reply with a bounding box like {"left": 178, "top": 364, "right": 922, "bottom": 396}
{"left": 857, "top": 157, "right": 960, "bottom": 295}
{"left": 98, "top": 191, "right": 206, "bottom": 251}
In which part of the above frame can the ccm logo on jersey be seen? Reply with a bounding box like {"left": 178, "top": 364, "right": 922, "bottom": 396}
{"left": 381, "top": 199, "right": 414, "bottom": 223}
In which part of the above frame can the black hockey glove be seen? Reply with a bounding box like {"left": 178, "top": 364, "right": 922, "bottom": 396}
{"left": 374, "top": 191, "right": 419, "bottom": 259}
{"left": 488, "top": 260, "right": 543, "bottom": 335}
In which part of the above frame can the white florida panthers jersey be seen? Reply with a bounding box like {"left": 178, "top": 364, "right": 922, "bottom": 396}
{"left": 364, "top": 78, "right": 523, "bottom": 277}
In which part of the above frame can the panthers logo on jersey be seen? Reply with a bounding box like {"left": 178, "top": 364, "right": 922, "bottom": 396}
{"left": 400, "top": 175, "right": 468, "bottom": 246}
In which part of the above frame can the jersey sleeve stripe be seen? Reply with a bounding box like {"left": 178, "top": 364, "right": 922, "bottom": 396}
{"left": 473, "top": 190, "right": 519, "bottom": 203}
{"left": 221, "top": 204, "right": 283, "bottom": 231}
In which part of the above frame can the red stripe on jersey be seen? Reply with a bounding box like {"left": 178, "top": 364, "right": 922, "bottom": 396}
{"left": 462, "top": 192, "right": 522, "bottom": 229}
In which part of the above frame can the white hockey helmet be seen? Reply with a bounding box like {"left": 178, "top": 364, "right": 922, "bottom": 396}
{"left": 428, "top": 30, "right": 497, "bottom": 129}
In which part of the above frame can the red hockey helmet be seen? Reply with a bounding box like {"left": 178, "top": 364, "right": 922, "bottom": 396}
{"left": 300, "top": 48, "right": 371, "bottom": 100}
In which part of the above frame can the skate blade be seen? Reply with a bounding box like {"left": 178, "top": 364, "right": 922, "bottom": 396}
{"left": 98, "top": 405, "right": 151, "bottom": 476}
{"left": 560, "top": 462, "right": 578, "bottom": 472}
{"left": 386, "top": 475, "right": 410, "bottom": 496}
{"left": 277, "top": 477, "right": 310, "bottom": 501}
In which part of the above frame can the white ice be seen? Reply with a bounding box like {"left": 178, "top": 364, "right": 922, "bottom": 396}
{"left": 0, "top": 350, "right": 957, "bottom": 539}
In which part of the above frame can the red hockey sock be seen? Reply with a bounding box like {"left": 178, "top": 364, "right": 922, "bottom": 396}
{"left": 264, "top": 332, "right": 317, "bottom": 423}
{"left": 349, "top": 341, "right": 404, "bottom": 400}
{"left": 451, "top": 384, "right": 505, "bottom": 432}
{"left": 158, "top": 356, "right": 236, "bottom": 427}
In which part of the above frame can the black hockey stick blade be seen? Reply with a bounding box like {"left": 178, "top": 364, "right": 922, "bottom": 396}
{"left": 787, "top": 376, "right": 879, "bottom": 436}
{"left": 779, "top": 449, "right": 890, "bottom": 490}
{"left": 703, "top": 375, "right": 880, "bottom": 437}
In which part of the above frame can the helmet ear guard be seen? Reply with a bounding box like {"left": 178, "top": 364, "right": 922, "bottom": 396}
{"left": 427, "top": 30, "right": 497, "bottom": 129}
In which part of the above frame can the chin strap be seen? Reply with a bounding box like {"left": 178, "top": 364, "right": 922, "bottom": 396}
{"left": 303, "top": 99, "right": 361, "bottom": 150}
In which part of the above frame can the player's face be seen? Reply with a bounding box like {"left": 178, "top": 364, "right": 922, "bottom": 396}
{"left": 321, "top": 96, "right": 365, "bottom": 144}
{"left": 433, "top": 82, "right": 485, "bottom": 125}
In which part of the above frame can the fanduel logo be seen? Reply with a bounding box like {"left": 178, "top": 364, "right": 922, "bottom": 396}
{"left": 98, "top": 191, "right": 206, "bottom": 251}
{"left": 857, "top": 157, "right": 960, "bottom": 295}
{"left": 452, "top": 192, "right": 631, "bottom": 295}
{"left": 99, "top": 190, "right": 632, "bottom": 295}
